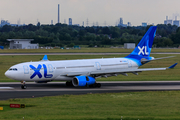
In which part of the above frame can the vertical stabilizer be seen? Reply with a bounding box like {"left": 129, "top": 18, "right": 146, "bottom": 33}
{"left": 126, "top": 26, "right": 157, "bottom": 66}
{"left": 130, "top": 26, "right": 157, "bottom": 57}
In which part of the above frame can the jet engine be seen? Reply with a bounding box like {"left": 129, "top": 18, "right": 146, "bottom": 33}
{"left": 72, "top": 76, "right": 96, "bottom": 87}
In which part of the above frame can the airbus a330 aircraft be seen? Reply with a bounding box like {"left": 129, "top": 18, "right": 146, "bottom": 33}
{"left": 5, "top": 26, "right": 177, "bottom": 89}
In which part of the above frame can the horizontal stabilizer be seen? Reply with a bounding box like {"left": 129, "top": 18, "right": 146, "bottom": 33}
{"left": 168, "top": 63, "right": 178, "bottom": 69}
{"left": 141, "top": 56, "right": 175, "bottom": 62}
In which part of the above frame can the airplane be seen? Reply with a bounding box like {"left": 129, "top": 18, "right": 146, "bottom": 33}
{"left": 5, "top": 26, "right": 178, "bottom": 89}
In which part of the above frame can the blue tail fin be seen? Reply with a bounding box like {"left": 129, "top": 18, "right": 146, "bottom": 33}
{"left": 130, "top": 26, "right": 157, "bottom": 57}
{"left": 125, "top": 26, "right": 157, "bottom": 66}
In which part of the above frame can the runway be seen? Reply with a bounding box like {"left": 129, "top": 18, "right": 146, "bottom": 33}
{"left": 1, "top": 81, "right": 180, "bottom": 100}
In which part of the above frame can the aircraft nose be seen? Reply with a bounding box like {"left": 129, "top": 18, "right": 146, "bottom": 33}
{"left": 5, "top": 71, "right": 12, "bottom": 79}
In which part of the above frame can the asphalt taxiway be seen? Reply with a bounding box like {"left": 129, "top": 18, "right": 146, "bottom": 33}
{"left": 1, "top": 81, "right": 180, "bottom": 100}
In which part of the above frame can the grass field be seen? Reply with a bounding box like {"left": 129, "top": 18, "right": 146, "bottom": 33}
{"left": 0, "top": 54, "right": 179, "bottom": 82}
{"left": 1, "top": 91, "right": 180, "bottom": 120}
{"left": 0, "top": 48, "right": 180, "bottom": 53}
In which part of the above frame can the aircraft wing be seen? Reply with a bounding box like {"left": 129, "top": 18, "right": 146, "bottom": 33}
{"left": 65, "top": 63, "right": 177, "bottom": 77}
{"left": 66, "top": 72, "right": 91, "bottom": 76}
{"left": 90, "top": 68, "right": 167, "bottom": 75}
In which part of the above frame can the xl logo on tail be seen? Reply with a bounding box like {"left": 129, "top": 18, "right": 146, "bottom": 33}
{"left": 138, "top": 46, "right": 149, "bottom": 55}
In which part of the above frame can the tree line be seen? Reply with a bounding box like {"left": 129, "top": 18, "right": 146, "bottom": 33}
{"left": 0, "top": 22, "right": 179, "bottom": 48}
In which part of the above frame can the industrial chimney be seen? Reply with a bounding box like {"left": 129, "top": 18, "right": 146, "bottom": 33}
{"left": 58, "top": 4, "right": 60, "bottom": 23}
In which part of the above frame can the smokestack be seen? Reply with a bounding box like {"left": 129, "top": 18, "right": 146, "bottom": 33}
{"left": 175, "top": 16, "right": 177, "bottom": 20}
{"left": 58, "top": 4, "right": 60, "bottom": 23}
{"left": 166, "top": 16, "right": 168, "bottom": 20}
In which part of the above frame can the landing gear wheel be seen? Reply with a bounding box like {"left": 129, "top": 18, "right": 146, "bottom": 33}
{"left": 89, "top": 83, "right": 101, "bottom": 88}
{"left": 21, "top": 85, "right": 27, "bottom": 89}
{"left": 97, "top": 83, "right": 101, "bottom": 88}
{"left": 21, "top": 81, "right": 27, "bottom": 89}
{"left": 66, "top": 81, "right": 73, "bottom": 86}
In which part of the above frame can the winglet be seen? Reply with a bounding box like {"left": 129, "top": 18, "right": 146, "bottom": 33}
{"left": 168, "top": 63, "right": 178, "bottom": 69}
{"left": 42, "top": 55, "right": 48, "bottom": 61}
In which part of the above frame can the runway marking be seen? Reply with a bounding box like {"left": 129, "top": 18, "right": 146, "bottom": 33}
{"left": 0, "top": 87, "right": 14, "bottom": 90}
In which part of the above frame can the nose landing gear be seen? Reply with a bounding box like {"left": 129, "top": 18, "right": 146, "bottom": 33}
{"left": 21, "top": 81, "right": 27, "bottom": 89}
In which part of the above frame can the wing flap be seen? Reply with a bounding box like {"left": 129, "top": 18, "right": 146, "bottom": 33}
{"left": 90, "top": 68, "right": 167, "bottom": 75}
{"left": 63, "top": 72, "right": 91, "bottom": 77}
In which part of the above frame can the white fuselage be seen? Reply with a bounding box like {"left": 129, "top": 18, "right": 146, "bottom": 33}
{"left": 5, "top": 57, "right": 138, "bottom": 82}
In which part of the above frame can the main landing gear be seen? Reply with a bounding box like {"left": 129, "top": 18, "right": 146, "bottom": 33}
{"left": 89, "top": 83, "right": 101, "bottom": 88}
{"left": 21, "top": 81, "right": 27, "bottom": 89}
{"left": 66, "top": 81, "right": 73, "bottom": 87}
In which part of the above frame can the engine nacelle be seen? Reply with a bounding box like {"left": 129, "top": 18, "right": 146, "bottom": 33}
{"left": 72, "top": 76, "right": 96, "bottom": 87}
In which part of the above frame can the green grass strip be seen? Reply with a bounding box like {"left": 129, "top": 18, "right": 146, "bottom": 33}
{"left": 0, "top": 91, "right": 180, "bottom": 120}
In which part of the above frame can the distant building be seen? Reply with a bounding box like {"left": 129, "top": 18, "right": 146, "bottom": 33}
{"left": 164, "top": 16, "right": 180, "bottom": 26}
{"left": 58, "top": 4, "right": 60, "bottom": 23}
{"left": 118, "top": 18, "right": 128, "bottom": 27}
{"left": 0, "top": 20, "right": 10, "bottom": 27}
{"left": 173, "top": 20, "right": 179, "bottom": 26}
{"left": 124, "top": 43, "right": 135, "bottom": 49}
{"left": 127, "top": 22, "right": 131, "bottom": 27}
{"left": 120, "top": 18, "right": 123, "bottom": 25}
{"left": 0, "top": 46, "right": 4, "bottom": 49}
{"left": 7, "top": 39, "right": 39, "bottom": 49}
{"left": 164, "top": 16, "right": 173, "bottom": 25}
{"left": 69, "top": 18, "right": 72, "bottom": 25}
{"left": 73, "top": 24, "right": 80, "bottom": 26}
{"left": 142, "top": 22, "right": 147, "bottom": 27}
{"left": 118, "top": 18, "right": 123, "bottom": 26}
{"left": 165, "top": 20, "right": 172, "bottom": 25}
{"left": 173, "top": 16, "right": 179, "bottom": 26}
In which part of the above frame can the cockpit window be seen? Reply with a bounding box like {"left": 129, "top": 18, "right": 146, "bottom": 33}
{"left": 9, "top": 68, "right": 18, "bottom": 71}
{"left": 13, "top": 68, "right": 17, "bottom": 71}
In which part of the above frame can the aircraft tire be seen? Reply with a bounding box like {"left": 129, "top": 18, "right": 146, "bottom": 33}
{"left": 21, "top": 85, "right": 27, "bottom": 89}
{"left": 97, "top": 83, "right": 101, "bottom": 88}
{"left": 66, "top": 81, "right": 73, "bottom": 86}
{"left": 89, "top": 84, "right": 95, "bottom": 88}
{"left": 89, "top": 83, "right": 101, "bottom": 88}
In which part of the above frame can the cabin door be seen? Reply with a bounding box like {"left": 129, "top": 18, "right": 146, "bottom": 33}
{"left": 95, "top": 62, "right": 101, "bottom": 70}
{"left": 23, "top": 65, "right": 29, "bottom": 74}
{"left": 128, "top": 60, "right": 132, "bottom": 68}
{"left": 48, "top": 64, "right": 53, "bottom": 73}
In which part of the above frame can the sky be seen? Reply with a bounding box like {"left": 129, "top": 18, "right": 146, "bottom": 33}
{"left": 0, "top": 0, "right": 180, "bottom": 26}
